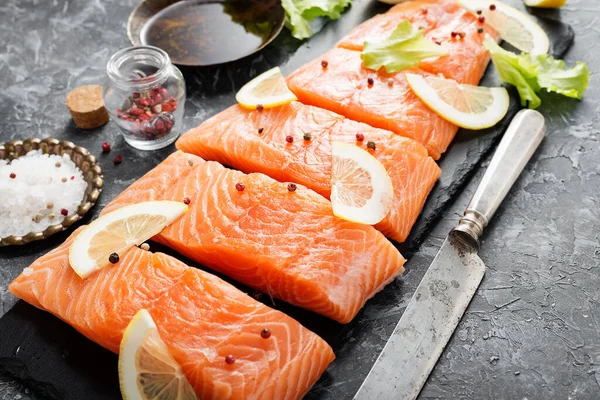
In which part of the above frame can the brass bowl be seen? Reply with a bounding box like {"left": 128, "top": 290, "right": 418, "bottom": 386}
{"left": 0, "top": 138, "right": 103, "bottom": 246}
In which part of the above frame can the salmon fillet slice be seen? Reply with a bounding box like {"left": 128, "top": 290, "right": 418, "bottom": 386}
{"left": 287, "top": 47, "right": 458, "bottom": 159}
{"left": 176, "top": 102, "right": 441, "bottom": 243}
{"left": 337, "top": 0, "right": 499, "bottom": 85}
{"left": 9, "top": 231, "right": 335, "bottom": 399}
{"left": 337, "top": 0, "right": 459, "bottom": 51}
{"left": 102, "top": 151, "right": 406, "bottom": 323}
{"left": 411, "top": 8, "right": 498, "bottom": 85}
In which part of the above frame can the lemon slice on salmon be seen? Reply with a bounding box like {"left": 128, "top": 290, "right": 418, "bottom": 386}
{"left": 523, "top": 0, "right": 566, "bottom": 8}
{"left": 406, "top": 73, "right": 509, "bottom": 130}
{"left": 458, "top": 0, "right": 550, "bottom": 55}
{"left": 236, "top": 67, "right": 297, "bottom": 110}
{"left": 69, "top": 201, "right": 188, "bottom": 278}
{"left": 119, "top": 309, "right": 198, "bottom": 400}
{"left": 331, "top": 142, "right": 393, "bottom": 225}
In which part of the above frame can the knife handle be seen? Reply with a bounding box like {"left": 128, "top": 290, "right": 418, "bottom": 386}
{"left": 452, "top": 109, "right": 546, "bottom": 247}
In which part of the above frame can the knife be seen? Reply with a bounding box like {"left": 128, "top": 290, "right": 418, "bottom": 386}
{"left": 354, "top": 109, "right": 546, "bottom": 400}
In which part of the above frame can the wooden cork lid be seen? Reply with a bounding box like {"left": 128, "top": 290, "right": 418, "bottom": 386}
{"left": 66, "top": 85, "right": 110, "bottom": 129}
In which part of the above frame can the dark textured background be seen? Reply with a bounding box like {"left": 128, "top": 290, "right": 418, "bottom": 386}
{"left": 0, "top": 0, "right": 599, "bottom": 399}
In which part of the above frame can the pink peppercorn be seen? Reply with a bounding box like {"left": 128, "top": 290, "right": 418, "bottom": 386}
{"left": 225, "top": 355, "right": 235, "bottom": 365}
{"left": 138, "top": 98, "right": 151, "bottom": 108}
{"left": 286, "top": 135, "right": 294, "bottom": 143}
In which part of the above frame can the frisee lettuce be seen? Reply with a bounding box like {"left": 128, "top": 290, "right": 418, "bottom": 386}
{"left": 360, "top": 21, "right": 449, "bottom": 74}
{"left": 483, "top": 37, "right": 589, "bottom": 109}
{"left": 282, "top": 0, "right": 352, "bottom": 40}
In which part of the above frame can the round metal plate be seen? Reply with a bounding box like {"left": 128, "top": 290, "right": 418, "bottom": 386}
{"left": 127, "top": 0, "right": 286, "bottom": 67}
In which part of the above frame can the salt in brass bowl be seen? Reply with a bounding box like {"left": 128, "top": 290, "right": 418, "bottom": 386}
{"left": 0, "top": 138, "right": 103, "bottom": 246}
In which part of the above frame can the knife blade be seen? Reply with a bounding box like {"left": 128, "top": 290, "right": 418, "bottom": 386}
{"left": 354, "top": 109, "right": 546, "bottom": 400}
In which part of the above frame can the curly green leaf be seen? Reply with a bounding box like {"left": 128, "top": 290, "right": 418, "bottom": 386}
{"left": 360, "top": 20, "right": 449, "bottom": 74}
{"left": 483, "top": 36, "right": 588, "bottom": 109}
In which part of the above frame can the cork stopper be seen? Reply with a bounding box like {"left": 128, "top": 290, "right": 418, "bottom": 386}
{"left": 66, "top": 85, "right": 109, "bottom": 129}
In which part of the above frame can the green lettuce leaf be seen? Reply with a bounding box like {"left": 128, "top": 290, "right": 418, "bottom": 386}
{"left": 282, "top": 0, "right": 352, "bottom": 40}
{"left": 360, "top": 21, "right": 449, "bottom": 74}
{"left": 484, "top": 37, "right": 541, "bottom": 108}
{"left": 282, "top": 0, "right": 312, "bottom": 40}
{"left": 483, "top": 37, "right": 589, "bottom": 109}
{"left": 296, "top": 0, "right": 352, "bottom": 20}
{"left": 536, "top": 57, "right": 589, "bottom": 100}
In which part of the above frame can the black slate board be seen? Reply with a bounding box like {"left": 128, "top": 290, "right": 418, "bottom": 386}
{"left": 0, "top": 1, "right": 574, "bottom": 399}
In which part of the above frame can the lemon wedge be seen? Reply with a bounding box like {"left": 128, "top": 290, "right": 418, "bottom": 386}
{"left": 330, "top": 142, "right": 393, "bottom": 225}
{"left": 235, "top": 67, "right": 297, "bottom": 110}
{"left": 119, "top": 309, "right": 198, "bottom": 400}
{"left": 524, "top": 0, "right": 566, "bottom": 8}
{"left": 406, "top": 73, "right": 509, "bottom": 130}
{"left": 69, "top": 201, "right": 188, "bottom": 278}
{"left": 459, "top": 0, "right": 550, "bottom": 55}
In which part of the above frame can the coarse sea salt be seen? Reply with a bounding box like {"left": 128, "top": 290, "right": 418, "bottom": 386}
{"left": 0, "top": 150, "right": 87, "bottom": 238}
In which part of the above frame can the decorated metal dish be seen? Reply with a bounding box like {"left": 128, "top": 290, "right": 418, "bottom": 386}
{"left": 0, "top": 138, "right": 103, "bottom": 246}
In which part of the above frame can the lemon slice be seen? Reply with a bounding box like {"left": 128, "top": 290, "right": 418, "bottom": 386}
{"left": 523, "top": 0, "right": 566, "bottom": 8}
{"left": 235, "top": 66, "right": 297, "bottom": 110}
{"left": 331, "top": 142, "right": 393, "bottom": 225}
{"left": 69, "top": 201, "right": 188, "bottom": 278}
{"left": 458, "top": 0, "right": 550, "bottom": 55}
{"left": 119, "top": 309, "right": 198, "bottom": 400}
{"left": 406, "top": 73, "right": 509, "bottom": 130}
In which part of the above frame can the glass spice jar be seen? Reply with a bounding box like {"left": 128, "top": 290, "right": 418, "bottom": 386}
{"left": 104, "top": 46, "right": 186, "bottom": 150}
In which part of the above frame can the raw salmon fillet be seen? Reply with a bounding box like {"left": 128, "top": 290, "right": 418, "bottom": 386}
{"left": 9, "top": 230, "right": 334, "bottom": 399}
{"left": 287, "top": 47, "right": 458, "bottom": 159}
{"left": 337, "top": 0, "right": 499, "bottom": 85}
{"left": 337, "top": 0, "right": 459, "bottom": 51}
{"left": 102, "top": 151, "right": 406, "bottom": 323}
{"left": 176, "top": 102, "right": 441, "bottom": 242}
